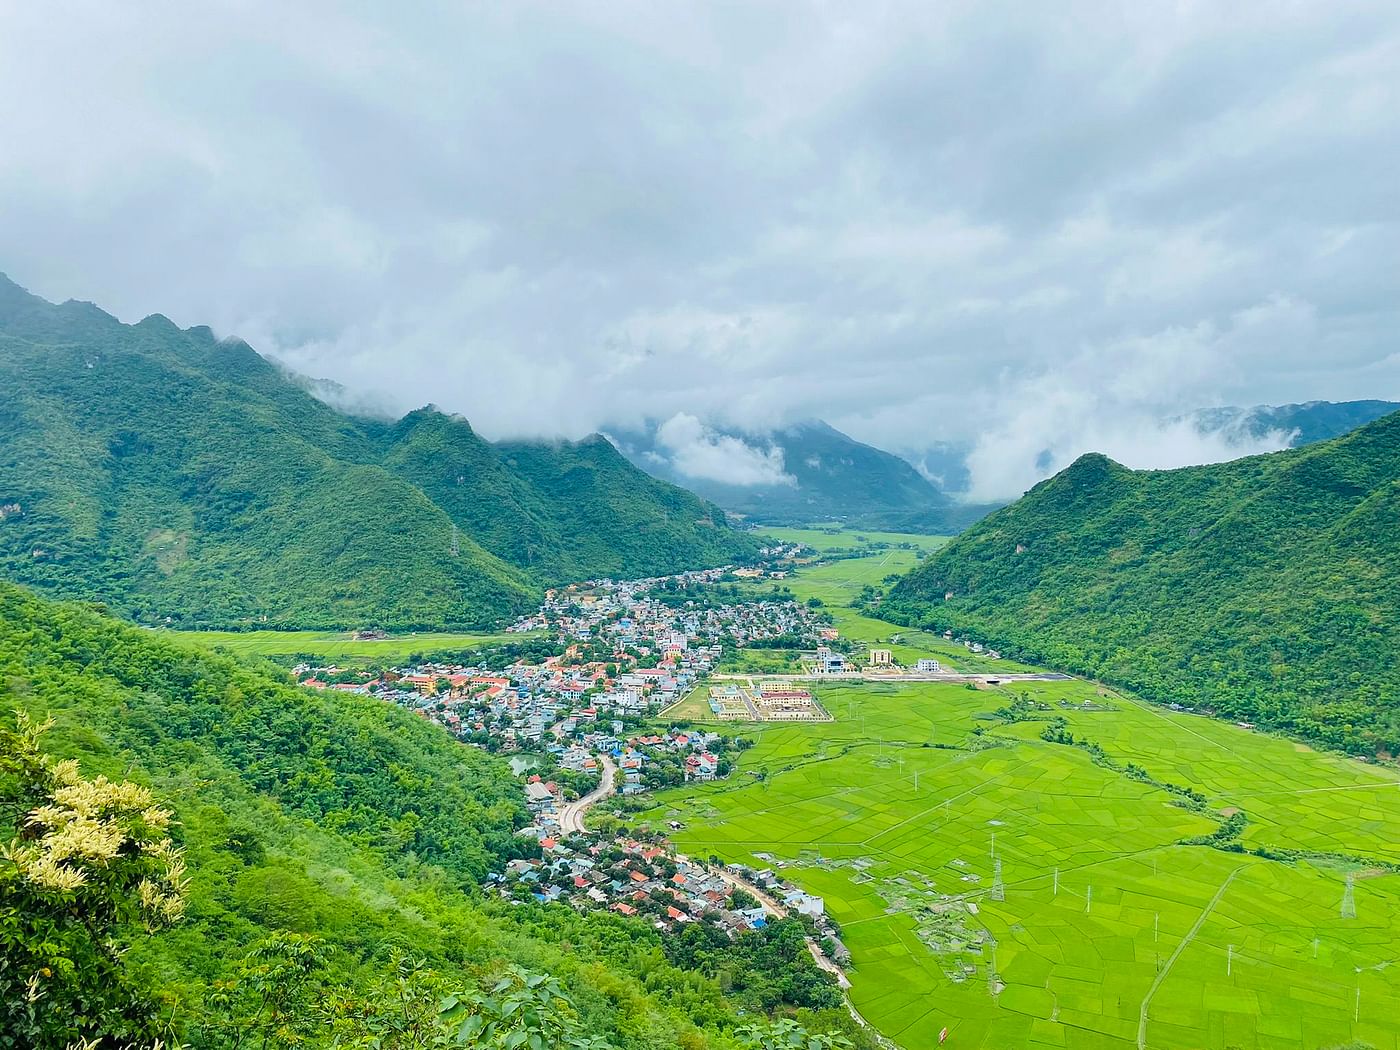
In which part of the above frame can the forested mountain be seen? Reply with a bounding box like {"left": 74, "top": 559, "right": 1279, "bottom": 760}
{"left": 0, "top": 582, "right": 852, "bottom": 1047}
{"left": 884, "top": 408, "right": 1400, "bottom": 753}
{"left": 0, "top": 275, "right": 755, "bottom": 629}
{"left": 610, "top": 419, "right": 989, "bottom": 530}
{"left": 1196, "top": 399, "right": 1400, "bottom": 447}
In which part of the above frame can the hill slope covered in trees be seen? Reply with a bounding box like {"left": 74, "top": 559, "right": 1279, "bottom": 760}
{"left": 0, "top": 581, "right": 853, "bottom": 1048}
{"left": 0, "top": 275, "right": 755, "bottom": 629}
{"left": 884, "top": 409, "right": 1400, "bottom": 753}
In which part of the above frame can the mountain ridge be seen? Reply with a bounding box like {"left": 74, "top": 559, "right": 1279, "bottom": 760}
{"left": 0, "top": 274, "right": 756, "bottom": 629}
{"left": 883, "top": 407, "right": 1400, "bottom": 753}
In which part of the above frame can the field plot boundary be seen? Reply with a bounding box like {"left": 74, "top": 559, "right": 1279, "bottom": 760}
{"left": 1136, "top": 866, "right": 1242, "bottom": 1050}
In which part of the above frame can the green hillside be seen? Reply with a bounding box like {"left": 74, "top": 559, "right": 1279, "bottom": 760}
{"left": 0, "top": 582, "right": 854, "bottom": 1048}
{"left": 884, "top": 409, "right": 1400, "bottom": 754}
{"left": 0, "top": 275, "right": 755, "bottom": 629}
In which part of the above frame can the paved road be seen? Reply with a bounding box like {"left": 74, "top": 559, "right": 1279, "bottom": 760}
{"left": 557, "top": 753, "right": 617, "bottom": 834}
{"left": 712, "top": 671, "right": 1072, "bottom": 683}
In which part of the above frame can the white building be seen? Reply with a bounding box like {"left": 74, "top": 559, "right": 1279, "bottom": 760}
{"left": 784, "top": 890, "right": 825, "bottom": 917}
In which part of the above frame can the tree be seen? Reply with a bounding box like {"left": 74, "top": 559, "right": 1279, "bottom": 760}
{"left": 729, "top": 888, "right": 760, "bottom": 911}
{"left": 1, "top": 712, "right": 188, "bottom": 1048}
{"left": 203, "top": 932, "right": 327, "bottom": 1049}
{"left": 737, "top": 1018, "right": 850, "bottom": 1050}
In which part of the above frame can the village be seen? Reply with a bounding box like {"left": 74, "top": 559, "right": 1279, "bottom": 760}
{"left": 294, "top": 549, "right": 832, "bottom": 792}
{"left": 290, "top": 549, "right": 1025, "bottom": 968}
{"left": 491, "top": 826, "right": 848, "bottom": 970}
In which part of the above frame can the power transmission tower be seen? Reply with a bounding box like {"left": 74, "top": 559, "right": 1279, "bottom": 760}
{"left": 1342, "top": 873, "right": 1357, "bottom": 919}
{"left": 1053, "top": 867, "right": 1059, "bottom": 896}
{"left": 450, "top": 524, "right": 460, "bottom": 557}
{"left": 1085, "top": 884, "right": 1092, "bottom": 914}
{"left": 991, "top": 859, "right": 1005, "bottom": 901}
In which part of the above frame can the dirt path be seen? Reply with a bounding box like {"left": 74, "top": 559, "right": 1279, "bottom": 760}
{"left": 1137, "top": 866, "right": 1241, "bottom": 1050}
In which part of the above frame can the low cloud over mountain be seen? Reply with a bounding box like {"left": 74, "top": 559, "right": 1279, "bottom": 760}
{"left": 2, "top": 3, "right": 1397, "bottom": 500}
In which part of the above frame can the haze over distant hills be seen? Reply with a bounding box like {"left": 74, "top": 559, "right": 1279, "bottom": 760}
{"left": 0, "top": 275, "right": 756, "bottom": 630}
{"left": 1196, "top": 399, "right": 1400, "bottom": 448}
{"left": 610, "top": 401, "right": 1398, "bottom": 530}
{"left": 884, "top": 405, "right": 1400, "bottom": 754}
{"left": 607, "top": 418, "right": 996, "bottom": 532}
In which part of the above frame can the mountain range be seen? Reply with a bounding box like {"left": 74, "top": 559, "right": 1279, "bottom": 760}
{"left": 608, "top": 418, "right": 994, "bottom": 531}
{"left": 1197, "top": 398, "right": 1400, "bottom": 447}
{"left": 884, "top": 406, "right": 1400, "bottom": 754}
{"left": 0, "top": 275, "right": 756, "bottom": 630}
{"left": 610, "top": 402, "right": 1399, "bottom": 531}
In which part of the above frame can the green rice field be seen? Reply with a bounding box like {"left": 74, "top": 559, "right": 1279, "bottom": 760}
{"left": 166, "top": 628, "right": 532, "bottom": 664}
{"left": 636, "top": 541, "right": 1400, "bottom": 1050}
{"left": 759, "top": 525, "right": 951, "bottom": 557}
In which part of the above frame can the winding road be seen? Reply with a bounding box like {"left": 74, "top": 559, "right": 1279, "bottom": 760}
{"left": 558, "top": 753, "right": 617, "bottom": 834}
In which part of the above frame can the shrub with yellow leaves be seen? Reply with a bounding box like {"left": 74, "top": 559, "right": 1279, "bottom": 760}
{"left": 2, "top": 711, "right": 186, "bottom": 1048}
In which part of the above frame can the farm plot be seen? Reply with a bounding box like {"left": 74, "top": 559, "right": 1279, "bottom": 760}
{"left": 639, "top": 679, "right": 1400, "bottom": 1050}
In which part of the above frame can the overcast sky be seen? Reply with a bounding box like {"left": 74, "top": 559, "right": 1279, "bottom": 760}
{"left": 2, "top": 2, "right": 1397, "bottom": 499}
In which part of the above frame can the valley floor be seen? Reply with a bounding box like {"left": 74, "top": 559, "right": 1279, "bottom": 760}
{"left": 165, "top": 628, "right": 532, "bottom": 663}
{"left": 631, "top": 531, "right": 1400, "bottom": 1050}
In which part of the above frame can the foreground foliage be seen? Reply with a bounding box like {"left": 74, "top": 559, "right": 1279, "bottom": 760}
{"left": 0, "top": 583, "right": 860, "bottom": 1049}
{"left": 2, "top": 714, "right": 186, "bottom": 1048}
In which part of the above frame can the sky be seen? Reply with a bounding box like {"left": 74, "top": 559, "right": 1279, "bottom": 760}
{"left": 2, "top": 2, "right": 1397, "bottom": 500}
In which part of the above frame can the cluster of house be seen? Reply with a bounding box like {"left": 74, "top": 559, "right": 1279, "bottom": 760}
{"left": 497, "top": 838, "right": 767, "bottom": 935}
{"left": 296, "top": 560, "right": 828, "bottom": 795}
{"left": 942, "top": 630, "right": 1002, "bottom": 661}
{"left": 514, "top": 569, "right": 828, "bottom": 655}
{"left": 495, "top": 831, "right": 847, "bottom": 958}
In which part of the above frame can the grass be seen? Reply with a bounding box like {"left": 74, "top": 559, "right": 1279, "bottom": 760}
{"left": 745, "top": 551, "right": 1037, "bottom": 674}
{"left": 165, "top": 628, "right": 534, "bottom": 664}
{"left": 634, "top": 548, "right": 1400, "bottom": 1050}
{"left": 758, "top": 526, "right": 951, "bottom": 557}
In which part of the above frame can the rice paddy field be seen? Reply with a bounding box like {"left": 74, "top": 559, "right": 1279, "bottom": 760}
{"left": 167, "top": 628, "right": 532, "bottom": 664}
{"left": 759, "top": 526, "right": 952, "bottom": 557}
{"left": 636, "top": 535, "right": 1400, "bottom": 1050}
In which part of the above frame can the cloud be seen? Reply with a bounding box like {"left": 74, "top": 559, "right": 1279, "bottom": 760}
{"left": 1, "top": 2, "right": 1397, "bottom": 496}
{"left": 959, "top": 297, "right": 1311, "bottom": 501}
{"left": 654, "top": 413, "right": 795, "bottom": 487}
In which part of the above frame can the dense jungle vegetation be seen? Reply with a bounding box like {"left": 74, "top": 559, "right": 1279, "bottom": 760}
{"left": 885, "top": 409, "right": 1400, "bottom": 754}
